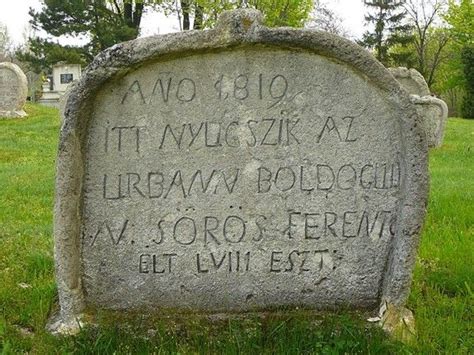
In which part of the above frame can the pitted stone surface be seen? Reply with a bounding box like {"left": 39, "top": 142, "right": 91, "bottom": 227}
{"left": 389, "top": 67, "right": 448, "bottom": 148}
{"left": 411, "top": 95, "right": 448, "bottom": 148}
{"left": 0, "top": 62, "right": 28, "bottom": 118}
{"left": 50, "top": 9, "right": 428, "bottom": 333}
{"left": 388, "top": 67, "right": 430, "bottom": 96}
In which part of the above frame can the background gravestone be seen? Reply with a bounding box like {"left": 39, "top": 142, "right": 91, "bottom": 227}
{"left": 49, "top": 10, "right": 428, "bottom": 335}
{"left": 0, "top": 62, "right": 28, "bottom": 118}
{"left": 389, "top": 67, "right": 448, "bottom": 148}
{"left": 388, "top": 67, "right": 430, "bottom": 97}
{"left": 411, "top": 95, "right": 449, "bottom": 148}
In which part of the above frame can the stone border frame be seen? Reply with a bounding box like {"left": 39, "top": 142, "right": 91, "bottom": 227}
{"left": 52, "top": 9, "right": 428, "bottom": 332}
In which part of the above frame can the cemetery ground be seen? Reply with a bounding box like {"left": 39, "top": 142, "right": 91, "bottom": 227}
{"left": 0, "top": 104, "right": 472, "bottom": 354}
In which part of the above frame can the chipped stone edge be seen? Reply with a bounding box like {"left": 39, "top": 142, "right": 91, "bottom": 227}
{"left": 410, "top": 95, "right": 449, "bottom": 148}
{"left": 380, "top": 303, "right": 416, "bottom": 343}
{"left": 368, "top": 300, "right": 415, "bottom": 342}
{"left": 0, "top": 62, "right": 28, "bottom": 118}
{"left": 0, "top": 109, "right": 27, "bottom": 118}
{"left": 49, "top": 9, "right": 429, "bottom": 335}
{"left": 46, "top": 310, "right": 84, "bottom": 336}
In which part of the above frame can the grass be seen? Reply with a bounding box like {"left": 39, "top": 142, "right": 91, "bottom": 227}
{"left": 0, "top": 103, "right": 472, "bottom": 354}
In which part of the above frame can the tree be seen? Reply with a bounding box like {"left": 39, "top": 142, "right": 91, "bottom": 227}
{"left": 0, "top": 22, "right": 14, "bottom": 62}
{"left": 18, "top": 0, "right": 153, "bottom": 72}
{"left": 160, "top": 0, "right": 233, "bottom": 31}
{"left": 20, "top": 0, "right": 313, "bottom": 73}
{"left": 422, "top": 27, "right": 450, "bottom": 88}
{"left": 307, "top": 2, "right": 349, "bottom": 37}
{"left": 358, "top": 0, "right": 413, "bottom": 66}
{"left": 248, "top": 0, "right": 313, "bottom": 27}
{"left": 460, "top": 46, "right": 474, "bottom": 118}
{"left": 401, "top": 0, "right": 450, "bottom": 88}
{"left": 444, "top": 0, "right": 474, "bottom": 118}
{"left": 390, "top": 27, "right": 451, "bottom": 88}
{"left": 178, "top": 0, "right": 205, "bottom": 30}
{"left": 444, "top": 0, "right": 473, "bottom": 45}
{"left": 167, "top": 0, "right": 313, "bottom": 31}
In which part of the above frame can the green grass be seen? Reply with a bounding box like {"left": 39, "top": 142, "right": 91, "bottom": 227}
{"left": 0, "top": 104, "right": 472, "bottom": 354}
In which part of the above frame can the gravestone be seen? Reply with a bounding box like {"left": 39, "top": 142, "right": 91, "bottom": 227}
{"left": 411, "top": 95, "right": 448, "bottom": 148}
{"left": 0, "top": 62, "right": 28, "bottom": 118}
{"left": 388, "top": 67, "right": 430, "bottom": 97}
{"left": 49, "top": 10, "right": 428, "bottom": 335}
{"left": 58, "top": 81, "right": 75, "bottom": 123}
{"left": 389, "top": 67, "right": 448, "bottom": 148}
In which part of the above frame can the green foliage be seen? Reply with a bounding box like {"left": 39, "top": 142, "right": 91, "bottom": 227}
{"left": 17, "top": 39, "right": 87, "bottom": 74}
{"left": 420, "top": 28, "right": 451, "bottom": 88}
{"left": 443, "top": 0, "right": 474, "bottom": 118}
{"left": 460, "top": 46, "right": 474, "bottom": 118}
{"left": 248, "top": 0, "right": 313, "bottom": 28}
{"left": 392, "top": 0, "right": 472, "bottom": 115}
{"left": 19, "top": 0, "right": 144, "bottom": 72}
{"left": 161, "top": 0, "right": 313, "bottom": 30}
{"left": 0, "top": 105, "right": 472, "bottom": 353}
{"left": 428, "top": 33, "right": 465, "bottom": 114}
{"left": 395, "top": 0, "right": 452, "bottom": 89}
{"left": 358, "top": 1, "right": 413, "bottom": 65}
{"left": 21, "top": 0, "right": 312, "bottom": 73}
{"left": 392, "top": 27, "right": 452, "bottom": 89}
{"left": 444, "top": 0, "right": 474, "bottom": 46}
{"left": 388, "top": 41, "right": 417, "bottom": 68}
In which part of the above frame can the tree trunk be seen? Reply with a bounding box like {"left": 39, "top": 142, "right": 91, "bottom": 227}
{"left": 376, "top": 6, "right": 384, "bottom": 62}
{"left": 193, "top": 4, "right": 204, "bottom": 30}
{"left": 124, "top": 2, "right": 133, "bottom": 27}
{"left": 133, "top": 2, "right": 144, "bottom": 30}
{"left": 181, "top": 0, "right": 191, "bottom": 30}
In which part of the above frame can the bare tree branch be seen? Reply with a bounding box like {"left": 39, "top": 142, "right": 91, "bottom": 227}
{"left": 404, "top": 0, "right": 448, "bottom": 83}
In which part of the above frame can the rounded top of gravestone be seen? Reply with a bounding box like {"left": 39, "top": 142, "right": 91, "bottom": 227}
{"left": 0, "top": 62, "right": 28, "bottom": 117}
{"left": 388, "top": 67, "right": 430, "bottom": 97}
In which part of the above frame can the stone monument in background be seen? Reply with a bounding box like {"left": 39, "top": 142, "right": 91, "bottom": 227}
{"left": 49, "top": 10, "right": 429, "bottom": 337}
{"left": 39, "top": 63, "right": 82, "bottom": 108}
{"left": 389, "top": 67, "right": 448, "bottom": 148}
{"left": 0, "top": 62, "right": 28, "bottom": 118}
{"left": 388, "top": 67, "right": 430, "bottom": 97}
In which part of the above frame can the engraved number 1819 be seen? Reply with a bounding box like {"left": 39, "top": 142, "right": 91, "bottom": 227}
{"left": 214, "top": 73, "right": 288, "bottom": 107}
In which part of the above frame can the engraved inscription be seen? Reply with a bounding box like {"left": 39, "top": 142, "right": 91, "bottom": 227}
{"left": 82, "top": 49, "right": 405, "bottom": 311}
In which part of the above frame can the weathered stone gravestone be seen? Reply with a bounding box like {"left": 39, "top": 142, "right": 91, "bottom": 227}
{"left": 410, "top": 96, "right": 448, "bottom": 148}
{"left": 388, "top": 67, "right": 430, "bottom": 97}
{"left": 389, "top": 67, "right": 448, "bottom": 148}
{"left": 0, "top": 62, "right": 28, "bottom": 118}
{"left": 49, "top": 10, "right": 428, "bottom": 335}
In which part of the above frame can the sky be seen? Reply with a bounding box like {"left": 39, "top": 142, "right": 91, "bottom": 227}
{"left": 0, "top": 0, "right": 367, "bottom": 47}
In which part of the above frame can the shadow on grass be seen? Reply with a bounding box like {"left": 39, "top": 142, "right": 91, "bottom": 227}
{"left": 57, "top": 311, "right": 404, "bottom": 354}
